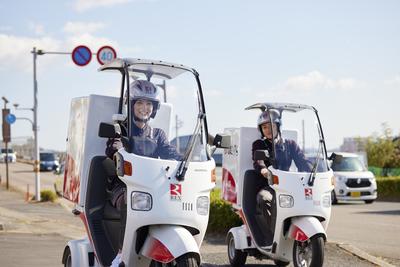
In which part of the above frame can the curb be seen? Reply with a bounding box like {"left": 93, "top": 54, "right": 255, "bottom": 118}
{"left": 333, "top": 241, "right": 395, "bottom": 267}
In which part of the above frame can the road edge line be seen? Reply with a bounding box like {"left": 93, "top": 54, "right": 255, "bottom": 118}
{"left": 332, "top": 241, "right": 395, "bottom": 267}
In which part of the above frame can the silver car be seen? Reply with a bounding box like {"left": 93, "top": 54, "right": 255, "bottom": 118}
{"left": 330, "top": 152, "right": 377, "bottom": 204}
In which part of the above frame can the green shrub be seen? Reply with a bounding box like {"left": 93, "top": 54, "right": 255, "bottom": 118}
{"left": 40, "top": 189, "right": 57, "bottom": 202}
{"left": 376, "top": 176, "right": 400, "bottom": 201}
{"left": 207, "top": 188, "right": 242, "bottom": 234}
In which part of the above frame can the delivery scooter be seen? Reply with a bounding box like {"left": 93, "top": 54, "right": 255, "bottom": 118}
{"left": 61, "top": 58, "right": 216, "bottom": 267}
{"left": 217, "top": 103, "right": 334, "bottom": 267}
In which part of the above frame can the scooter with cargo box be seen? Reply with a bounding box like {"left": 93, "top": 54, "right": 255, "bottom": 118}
{"left": 61, "top": 58, "right": 216, "bottom": 267}
{"left": 215, "top": 102, "right": 334, "bottom": 267}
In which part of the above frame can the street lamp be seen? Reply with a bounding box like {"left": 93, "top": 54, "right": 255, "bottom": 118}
{"left": 31, "top": 47, "right": 43, "bottom": 201}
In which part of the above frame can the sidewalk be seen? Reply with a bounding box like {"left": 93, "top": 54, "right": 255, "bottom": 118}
{"left": 0, "top": 185, "right": 85, "bottom": 239}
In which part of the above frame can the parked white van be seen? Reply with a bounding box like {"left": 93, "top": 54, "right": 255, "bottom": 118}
{"left": 330, "top": 152, "right": 377, "bottom": 204}
{"left": 0, "top": 148, "right": 17, "bottom": 163}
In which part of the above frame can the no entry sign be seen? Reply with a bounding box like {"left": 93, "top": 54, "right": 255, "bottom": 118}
{"left": 97, "top": 45, "right": 117, "bottom": 65}
{"left": 72, "top": 45, "right": 92, "bottom": 66}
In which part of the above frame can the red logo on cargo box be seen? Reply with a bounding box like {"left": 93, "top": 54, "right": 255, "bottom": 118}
{"left": 170, "top": 184, "right": 182, "bottom": 201}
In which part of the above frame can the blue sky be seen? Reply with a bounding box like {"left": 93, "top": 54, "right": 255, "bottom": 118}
{"left": 1, "top": 0, "right": 399, "bottom": 151}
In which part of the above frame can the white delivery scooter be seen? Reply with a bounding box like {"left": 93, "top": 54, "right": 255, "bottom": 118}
{"left": 216, "top": 103, "right": 334, "bottom": 267}
{"left": 62, "top": 58, "right": 216, "bottom": 267}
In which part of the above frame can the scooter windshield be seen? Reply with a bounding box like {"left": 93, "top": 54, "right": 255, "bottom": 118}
{"left": 124, "top": 61, "right": 209, "bottom": 163}
{"left": 270, "top": 107, "right": 329, "bottom": 173}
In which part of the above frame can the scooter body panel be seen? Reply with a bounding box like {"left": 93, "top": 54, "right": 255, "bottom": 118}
{"left": 228, "top": 225, "right": 255, "bottom": 250}
{"left": 120, "top": 151, "right": 215, "bottom": 266}
{"left": 141, "top": 225, "right": 200, "bottom": 263}
{"left": 64, "top": 237, "right": 99, "bottom": 267}
{"left": 288, "top": 216, "right": 326, "bottom": 241}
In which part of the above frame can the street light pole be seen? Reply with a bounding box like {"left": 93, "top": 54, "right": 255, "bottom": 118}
{"left": 32, "top": 47, "right": 41, "bottom": 201}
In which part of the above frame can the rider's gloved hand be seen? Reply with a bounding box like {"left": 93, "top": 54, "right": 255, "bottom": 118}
{"left": 261, "top": 168, "right": 273, "bottom": 185}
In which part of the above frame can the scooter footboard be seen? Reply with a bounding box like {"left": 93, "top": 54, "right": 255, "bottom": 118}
{"left": 288, "top": 217, "right": 326, "bottom": 242}
{"left": 140, "top": 225, "right": 200, "bottom": 264}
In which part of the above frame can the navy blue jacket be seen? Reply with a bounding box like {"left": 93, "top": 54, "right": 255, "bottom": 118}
{"left": 252, "top": 138, "right": 311, "bottom": 173}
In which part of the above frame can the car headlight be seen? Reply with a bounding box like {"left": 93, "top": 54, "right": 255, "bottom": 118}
{"left": 322, "top": 194, "right": 331, "bottom": 207}
{"left": 279, "top": 194, "right": 294, "bottom": 208}
{"left": 335, "top": 175, "right": 346, "bottom": 182}
{"left": 131, "top": 192, "right": 152, "bottom": 211}
{"left": 196, "top": 196, "right": 209, "bottom": 215}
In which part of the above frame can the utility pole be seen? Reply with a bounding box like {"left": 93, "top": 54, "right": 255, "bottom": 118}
{"left": 156, "top": 80, "right": 167, "bottom": 102}
{"left": 175, "top": 115, "right": 183, "bottom": 153}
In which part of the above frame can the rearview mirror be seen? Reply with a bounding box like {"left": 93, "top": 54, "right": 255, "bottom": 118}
{"left": 329, "top": 152, "right": 343, "bottom": 162}
{"left": 254, "top": 150, "right": 270, "bottom": 161}
{"left": 213, "top": 134, "right": 231, "bottom": 149}
{"left": 98, "top": 122, "right": 121, "bottom": 138}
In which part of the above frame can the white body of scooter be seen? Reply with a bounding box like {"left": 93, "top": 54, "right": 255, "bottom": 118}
{"left": 62, "top": 58, "right": 216, "bottom": 267}
{"left": 219, "top": 103, "right": 334, "bottom": 267}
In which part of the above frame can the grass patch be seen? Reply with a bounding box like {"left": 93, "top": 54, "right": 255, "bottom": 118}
{"left": 207, "top": 188, "right": 242, "bottom": 235}
{"left": 376, "top": 176, "right": 400, "bottom": 201}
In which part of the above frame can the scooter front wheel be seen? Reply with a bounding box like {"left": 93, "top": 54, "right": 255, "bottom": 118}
{"left": 150, "top": 253, "right": 199, "bottom": 267}
{"left": 292, "top": 235, "right": 324, "bottom": 267}
{"left": 227, "top": 232, "right": 247, "bottom": 267}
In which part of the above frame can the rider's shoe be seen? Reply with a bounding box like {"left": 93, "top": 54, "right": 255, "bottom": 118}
{"left": 110, "top": 253, "right": 121, "bottom": 267}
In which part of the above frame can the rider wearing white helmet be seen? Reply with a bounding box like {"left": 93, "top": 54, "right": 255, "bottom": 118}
{"left": 252, "top": 109, "right": 311, "bottom": 178}
{"left": 106, "top": 80, "right": 182, "bottom": 266}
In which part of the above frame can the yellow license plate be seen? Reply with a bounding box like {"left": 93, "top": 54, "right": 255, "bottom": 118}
{"left": 351, "top": 191, "right": 361, "bottom": 197}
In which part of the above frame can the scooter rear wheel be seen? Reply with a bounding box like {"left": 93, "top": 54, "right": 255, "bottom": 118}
{"left": 292, "top": 235, "right": 324, "bottom": 267}
{"left": 227, "top": 232, "right": 247, "bottom": 267}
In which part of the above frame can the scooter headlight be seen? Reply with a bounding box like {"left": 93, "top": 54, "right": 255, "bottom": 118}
{"left": 131, "top": 191, "right": 152, "bottom": 211}
{"left": 196, "top": 196, "right": 209, "bottom": 215}
{"left": 279, "top": 194, "right": 294, "bottom": 208}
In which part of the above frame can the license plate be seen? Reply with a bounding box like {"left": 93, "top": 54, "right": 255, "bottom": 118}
{"left": 351, "top": 191, "right": 361, "bottom": 197}
{"left": 47, "top": 167, "right": 52, "bottom": 170}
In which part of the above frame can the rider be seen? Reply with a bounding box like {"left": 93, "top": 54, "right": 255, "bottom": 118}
{"left": 105, "top": 79, "right": 182, "bottom": 266}
{"left": 252, "top": 109, "right": 311, "bottom": 179}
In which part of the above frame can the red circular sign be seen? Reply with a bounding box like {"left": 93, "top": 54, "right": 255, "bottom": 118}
{"left": 97, "top": 45, "right": 117, "bottom": 65}
{"left": 71, "top": 45, "right": 92, "bottom": 66}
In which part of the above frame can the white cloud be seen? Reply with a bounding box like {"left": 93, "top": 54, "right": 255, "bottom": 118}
{"left": 0, "top": 34, "right": 61, "bottom": 72}
{"left": 63, "top": 21, "right": 105, "bottom": 35}
{"left": 283, "top": 71, "right": 360, "bottom": 92}
{"left": 384, "top": 74, "right": 400, "bottom": 86}
{"left": 28, "top": 22, "right": 45, "bottom": 36}
{"left": 256, "top": 71, "right": 363, "bottom": 99}
{"left": 74, "top": 0, "right": 131, "bottom": 12}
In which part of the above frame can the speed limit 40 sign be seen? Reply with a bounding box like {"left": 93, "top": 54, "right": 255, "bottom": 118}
{"left": 97, "top": 45, "right": 117, "bottom": 65}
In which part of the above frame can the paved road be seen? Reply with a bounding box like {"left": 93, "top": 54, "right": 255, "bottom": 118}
{"left": 328, "top": 201, "right": 400, "bottom": 266}
{"left": 0, "top": 161, "right": 59, "bottom": 195}
{"left": 0, "top": 162, "right": 398, "bottom": 266}
{"left": 0, "top": 186, "right": 376, "bottom": 267}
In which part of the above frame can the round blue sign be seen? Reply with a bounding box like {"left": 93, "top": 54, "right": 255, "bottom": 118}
{"left": 5, "top": 113, "right": 16, "bottom": 124}
{"left": 71, "top": 45, "right": 92, "bottom": 66}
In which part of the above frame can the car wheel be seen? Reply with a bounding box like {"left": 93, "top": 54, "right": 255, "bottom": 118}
{"left": 364, "top": 200, "right": 374, "bottom": 204}
{"left": 331, "top": 190, "right": 337, "bottom": 205}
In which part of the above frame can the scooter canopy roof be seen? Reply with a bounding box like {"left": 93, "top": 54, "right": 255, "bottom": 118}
{"left": 98, "top": 58, "right": 196, "bottom": 80}
{"left": 245, "top": 102, "right": 316, "bottom": 113}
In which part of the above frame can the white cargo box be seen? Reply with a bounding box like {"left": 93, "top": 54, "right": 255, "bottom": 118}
{"left": 221, "top": 127, "right": 298, "bottom": 209}
{"left": 63, "top": 94, "right": 172, "bottom": 207}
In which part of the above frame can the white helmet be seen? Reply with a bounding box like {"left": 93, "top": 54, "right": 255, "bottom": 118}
{"left": 257, "top": 109, "right": 281, "bottom": 126}
{"left": 129, "top": 80, "right": 161, "bottom": 118}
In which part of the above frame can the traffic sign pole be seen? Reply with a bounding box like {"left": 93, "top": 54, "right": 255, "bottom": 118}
{"left": 1, "top": 98, "right": 10, "bottom": 190}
